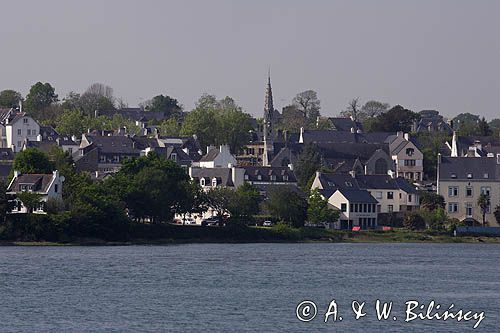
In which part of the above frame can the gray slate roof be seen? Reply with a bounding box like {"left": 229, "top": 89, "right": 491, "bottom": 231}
{"left": 338, "top": 189, "right": 378, "bottom": 203}
{"left": 439, "top": 156, "right": 500, "bottom": 181}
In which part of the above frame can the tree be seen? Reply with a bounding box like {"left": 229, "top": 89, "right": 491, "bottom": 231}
{"left": 159, "top": 118, "right": 182, "bottom": 136}
{"left": 79, "top": 83, "right": 115, "bottom": 115}
{"left": 279, "top": 105, "right": 307, "bottom": 133}
{"left": 0, "top": 183, "right": 14, "bottom": 222}
{"left": 489, "top": 119, "right": 500, "bottom": 137}
{"left": 307, "top": 189, "right": 339, "bottom": 224}
{"left": 292, "top": 90, "right": 321, "bottom": 126}
{"left": 403, "top": 212, "right": 426, "bottom": 230}
{"left": 229, "top": 182, "right": 261, "bottom": 220}
{"left": 453, "top": 113, "right": 480, "bottom": 136}
{"left": 294, "top": 144, "right": 321, "bottom": 190}
{"left": 24, "top": 82, "right": 58, "bottom": 115}
{"left": 105, "top": 153, "right": 192, "bottom": 223}
{"left": 16, "top": 192, "right": 43, "bottom": 214}
{"left": 181, "top": 94, "right": 252, "bottom": 153}
{"left": 340, "top": 98, "right": 361, "bottom": 121}
{"left": 266, "top": 186, "right": 307, "bottom": 227}
{"left": 419, "top": 191, "right": 445, "bottom": 211}
{"left": 494, "top": 205, "right": 500, "bottom": 225}
{"left": 206, "top": 186, "right": 235, "bottom": 219}
{"left": 173, "top": 181, "right": 208, "bottom": 224}
{"left": 477, "top": 193, "right": 491, "bottom": 227}
{"left": 477, "top": 117, "right": 492, "bottom": 136}
{"left": 416, "top": 132, "right": 451, "bottom": 180}
{"left": 142, "top": 94, "right": 182, "bottom": 118}
{"left": 0, "top": 90, "right": 23, "bottom": 108}
{"left": 361, "top": 100, "right": 390, "bottom": 118}
{"left": 364, "top": 105, "right": 419, "bottom": 133}
{"left": 12, "top": 148, "right": 54, "bottom": 174}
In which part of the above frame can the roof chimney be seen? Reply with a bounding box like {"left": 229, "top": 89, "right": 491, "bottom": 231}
{"left": 350, "top": 127, "right": 355, "bottom": 133}
{"left": 13, "top": 170, "right": 20, "bottom": 178}
{"left": 299, "top": 127, "right": 304, "bottom": 144}
{"left": 397, "top": 131, "right": 403, "bottom": 137}
{"left": 404, "top": 133, "right": 409, "bottom": 141}
{"left": 349, "top": 170, "right": 356, "bottom": 178}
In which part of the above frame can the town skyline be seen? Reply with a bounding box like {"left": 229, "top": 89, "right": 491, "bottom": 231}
{"left": 1, "top": 1, "right": 499, "bottom": 119}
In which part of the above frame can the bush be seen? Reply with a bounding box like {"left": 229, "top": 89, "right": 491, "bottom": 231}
{"left": 403, "top": 212, "right": 426, "bottom": 230}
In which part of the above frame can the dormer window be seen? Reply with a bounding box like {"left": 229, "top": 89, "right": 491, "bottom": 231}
{"left": 244, "top": 174, "right": 249, "bottom": 180}
{"left": 406, "top": 148, "right": 414, "bottom": 156}
{"left": 170, "top": 153, "right": 177, "bottom": 161}
{"left": 483, "top": 173, "right": 489, "bottom": 179}
{"left": 212, "top": 178, "right": 218, "bottom": 187}
{"left": 283, "top": 175, "right": 288, "bottom": 181}
{"left": 200, "top": 178, "right": 206, "bottom": 186}
{"left": 270, "top": 175, "right": 276, "bottom": 181}
{"left": 451, "top": 173, "right": 457, "bottom": 179}
{"left": 467, "top": 173, "right": 473, "bottom": 179}
{"left": 257, "top": 175, "right": 262, "bottom": 180}
{"left": 23, "top": 118, "right": 28, "bottom": 124}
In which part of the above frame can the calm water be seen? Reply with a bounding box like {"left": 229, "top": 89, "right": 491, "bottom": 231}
{"left": 0, "top": 243, "right": 499, "bottom": 332}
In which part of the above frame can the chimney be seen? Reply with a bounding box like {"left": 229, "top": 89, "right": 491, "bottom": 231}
{"left": 94, "top": 110, "right": 99, "bottom": 118}
{"left": 350, "top": 127, "right": 355, "bottom": 133}
{"left": 188, "top": 167, "right": 193, "bottom": 178}
{"left": 349, "top": 170, "right": 356, "bottom": 178}
{"left": 451, "top": 131, "right": 458, "bottom": 157}
{"left": 288, "top": 163, "right": 294, "bottom": 171}
{"left": 397, "top": 131, "right": 403, "bottom": 137}
{"left": 53, "top": 170, "right": 59, "bottom": 178}
{"left": 207, "top": 145, "right": 215, "bottom": 154}
{"left": 95, "top": 171, "right": 99, "bottom": 179}
{"left": 404, "top": 133, "right": 409, "bottom": 141}
{"left": 299, "top": 127, "right": 304, "bottom": 144}
{"left": 13, "top": 170, "right": 20, "bottom": 178}
{"left": 71, "top": 135, "right": 77, "bottom": 142}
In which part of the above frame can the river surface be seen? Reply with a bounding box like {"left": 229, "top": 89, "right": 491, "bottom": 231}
{"left": 0, "top": 243, "right": 499, "bottom": 332}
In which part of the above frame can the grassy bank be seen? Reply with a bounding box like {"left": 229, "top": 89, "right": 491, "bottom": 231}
{"left": 2, "top": 225, "right": 500, "bottom": 245}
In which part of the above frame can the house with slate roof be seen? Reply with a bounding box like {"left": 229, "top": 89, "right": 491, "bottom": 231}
{"left": 7, "top": 170, "right": 65, "bottom": 214}
{"left": 438, "top": 154, "right": 500, "bottom": 226}
{"left": 0, "top": 108, "right": 41, "bottom": 152}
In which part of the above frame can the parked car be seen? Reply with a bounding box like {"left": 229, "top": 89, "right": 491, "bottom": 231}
{"left": 201, "top": 218, "right": 219, "bottom": 227}
{"left": 183, "top": 217, "right": 197, "bottom": 225}
{"left": 263, "top": 220, "right": 273, "bottom": 227}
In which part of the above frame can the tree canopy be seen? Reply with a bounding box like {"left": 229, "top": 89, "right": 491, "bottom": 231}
{"left": 25, "top": 82, "right": 58, "bottom": 114}
{"left": 0, "top": 90, "right": 23, "bottom": 108}
{"left": 292, "top": 90, "right": 321, "bottom": 127}
{"left": 12, "top": 148, "right": 54, "bottom": 174}
{"left": 364, "top": 105, "right": 419, "bottom": 132}
{"left": 266, "top": 186, "right": 307, "bottom": 228}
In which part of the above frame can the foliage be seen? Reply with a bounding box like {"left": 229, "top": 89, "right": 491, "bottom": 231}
{"left": 24, "top": 82, "right": 58, "bottom": 114}
{"left": 419, "top": 191, "right": 445, "bottom": 211}
{"left": 159, "top": 118, "right": 182, "bottom": 136}
{"left": 278, "top": 105, "right": 306, "bottom": 133}
{"left": 360, "top": 100, "right": 390, "bottom": 119}
{"left": 292, "top": 90, "right": 321, "bottom": 127}
{"left": 364, "top": 105, "right": 419, "bottom": 133}
{"left": 477, "top": 194, "right": 491, "bottom": 226}
{"left": 16, "top": 192, "right": 43, "bottom": 214}
{"left": 453, "top": 113, "right": 493, "bottom": 137}
{"left": 340, "top": 98, "right": 361, "bottom": 121}
{"left": 0, "top": 183, "right": 14, "bottom": 222}
{"left": 415, "top": 132, "right": 450, "bottom": 180}
{"left": 79, "top": 83, "right": 115, "bottom": 115}
{"left": 181, "top": 94, "right": 252, "bottom": 153}
{"left": 206, "top": 186, "right": 235, "bottom": 218}
{"left": 403, "top": 212, "right": 426, "bottom": 230}
{"left": 266, "top": 186, "right": 307, "bottom": 228}
{"left": 105, "top": 153, "right": 192, "bottom": 223}
{"left": 0, "top": 90, "right": 23, "bottom": 108}
{"left": 230, "top": 182, "right": 261, "bottom": 220}
{"left": 489, "top": 119, "right": 500, "bottom": 137}
{"left": 294, "top": 144, "right": 321, "bottom": 190}
{"left": 142, "top": 94, "right": 182, "bottom": 118}
{"left": 12, "top": 148, "right": 54, "bottom": 174}
{"left": 307, "top": 189, "right": 339, "bottom": 224}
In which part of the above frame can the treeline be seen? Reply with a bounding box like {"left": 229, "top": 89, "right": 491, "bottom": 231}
{"left": 0, "top": 148, "right": 339, "bottom": 242}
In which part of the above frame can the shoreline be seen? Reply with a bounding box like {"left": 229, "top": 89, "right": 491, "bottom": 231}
{"left": 2, "top": 229, "right": 500, "bottom": 246}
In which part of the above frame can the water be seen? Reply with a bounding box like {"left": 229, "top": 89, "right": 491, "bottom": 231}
{"left": 0, "top": 243, "right": 499, "bottom": 332}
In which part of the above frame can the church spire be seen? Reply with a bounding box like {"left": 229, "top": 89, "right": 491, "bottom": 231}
{"left": 263, "top": 70, "right": 275, "bottom": 166}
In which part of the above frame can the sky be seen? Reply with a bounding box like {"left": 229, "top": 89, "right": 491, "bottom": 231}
{"left": 1, "top": 0, "right": 499, "bottom": 120}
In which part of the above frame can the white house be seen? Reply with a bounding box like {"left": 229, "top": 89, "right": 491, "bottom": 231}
{"left": 198, "top": 144, "right": 236, "bottom": 168}
{"left": 0, "top": 110, "right": 41, "bottom": 152}
{"left": 389, "top": 132, "right": 423, "bottom": 182}
{"left": 7, "top": 170, "right": 65, "bottom": 214}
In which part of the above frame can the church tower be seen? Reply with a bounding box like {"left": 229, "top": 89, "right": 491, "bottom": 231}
{"left": 262, "top": 71, "right": 274, "bottom": 166}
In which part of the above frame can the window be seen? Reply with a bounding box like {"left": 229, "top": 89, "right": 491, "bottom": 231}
{"left": 408, "top": 194, "right": 412, "bottom": 202}
{"left": 258, "top": 148, "right": 264, "bottom": 155}
{"left": 451, "top": 173, "right": 457, "bottom": 179}
{"left": 363, "top": 204, "right": 367, "bottom": 213}
{"left": 283, "top": 175, "right": 288, "bottom": 181}
{"left": 17, "top": 129, "right": 22, "bottom": 136}
{"left": 341, "top": 203, "right": 347, "bottom": 212}
{"left": 480, "top": 187, "right": 491, "bottom": 196}
{"left": 388, "top": 205, "right": 393, "bottom": 213}
{"left": 212, "top": 178, "right": 218, "bottom": 187}
{"left": 23, "top": 118, "right": 28, "bottom": 123}
{"left": 27, "top": 129, "right": 31, "bottom": 136}
{"left": 466, "top": 186, "right": 473, "bottom": 197}
{"left": 170, "top": 153, "right": 177, "bottom": 161}
{"left": 466, "top": 203, "right": 473, "bottom": 217}
{"left": 100, "top": 155, "right": 106, "bottom": 163}
{"left": 404, "top": 159, "right": 416, "bottom": 166}
{"left": 54, "top": 184, "right": 58, "bottom": 193}
{"left": 270, "top": 175, "right": 276, "bottom": 181}
{"left": 377, "top": 205, "right": 381, "bottom": 213}
{"left": 200, "top": 178, "right": 205, "bottom": 186}
{"left": 67, "top": 148, "right": 72, "bottom": 154}
{"left": 467, "top": 173, "right": 473, "bottom": 179}
{"left": 448, "top": 186, "right": 459, "bottom": 197}
{"left": 387, "top": 192, "right": 394, "bottom": 200}
{"left": 448, "top": 203, "right": 458, "bottom": 213}
{"left": 113, "top": 155, "right": 119, "bottom": 163}
{"left": 244, "top": 174, "right": 249, "bottom": 180}
{"left": 257, "top": 175, "right": 262, "bottom": 180}
{"left": 32, "top": 130, "right": 36, "bottom": 136}
{"left": 375, "top": 191, "right": 382, "bottom": 199}
{"left": 406, "top": 148, "right": 414, "bottom": 156}
{"left": 484, "top": 173, "right": 489, "bottom": 179}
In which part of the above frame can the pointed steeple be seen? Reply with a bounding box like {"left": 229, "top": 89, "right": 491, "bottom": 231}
{"left": 263, "top": 70, "right": 275, "bottom": 166}
{"left": 264, "top": 68, "right": 274, "bottom": 120}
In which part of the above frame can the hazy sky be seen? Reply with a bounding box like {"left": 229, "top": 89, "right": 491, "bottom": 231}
{"left": 1, "top": 0, "right": 499, "bottom": 120}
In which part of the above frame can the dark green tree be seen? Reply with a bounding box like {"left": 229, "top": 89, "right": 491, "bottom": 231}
{"left": 16, "top": 192, "right": 43, "bottom": 214}
{"left": 24, "top": 82, "right": 58, "bottom": 114}
{"left": 143, "top": 94, "right": 182, "bottom": 118}
{"left": 477, "top": 117, "right": 492, "bottom": 136}
{"left": 419, "top": 191, "right": 445, "bottom": 211}
{"left": 364, "top": 105, "right": 419, "bottom": 133}
{"left": 206, "top": 186, "right": 235, "bottom": 218}
{"left": 295, "top": 144, "right": 321, "bottom": 190}
{"left": 292, "top": 90, "right": 321, "bottom": 126}
{"left": 266, "top": 186, "right": 307, "bottom": 228}
{"left": 403, "top": 212, "right": 426, "bottom": 230}
{"left": 0, "top": 90, "right": 23, "bottom": 108}
{"left": 477, "top": 193, "right": 491, "bottom": 227}
{"left": 229, "top": 182, "right": 261, "bottom": 220}
{"left": 12, "top": 148, "right": 54, "bottom": 174}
